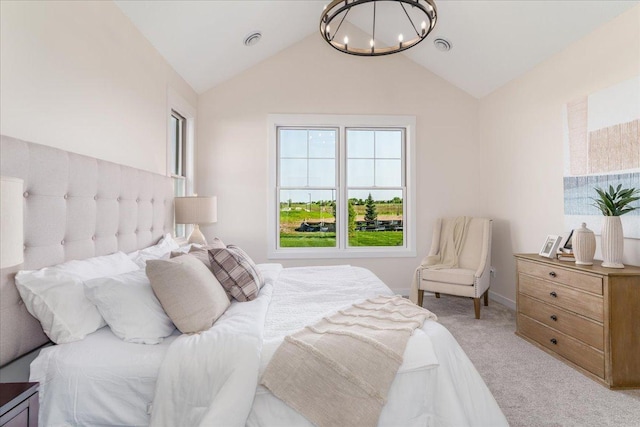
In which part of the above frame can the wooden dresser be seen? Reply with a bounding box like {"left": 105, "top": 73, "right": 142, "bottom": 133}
{"left": 515, "top": 254, "right": 640, "bottom": 389}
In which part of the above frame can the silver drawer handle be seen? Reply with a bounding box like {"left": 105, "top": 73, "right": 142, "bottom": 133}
{"left": 550, "top": 315, "right": 558, "bottom": 321}
{"left": 550, "top": 291, "right": 558, "bottom": 298}
{"left": 549, "top": 271, "right": 557, "bottom": 278}
{"left": 550, "top": 338, "right": 558, "bottom": 345}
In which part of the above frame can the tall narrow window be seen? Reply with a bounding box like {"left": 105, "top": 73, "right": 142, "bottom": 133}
{"left": 269, "top": 115, "right": 415, "bottom": 258}
{"left": 170, "top": 110, "right": 186, "bottom": 237}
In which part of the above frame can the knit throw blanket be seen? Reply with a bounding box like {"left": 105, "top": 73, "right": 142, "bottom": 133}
{"left": 261, "top": 295, "right": 437, "bottom": 427}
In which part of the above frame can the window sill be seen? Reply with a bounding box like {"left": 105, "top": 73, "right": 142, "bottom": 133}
{"left": 268, "top": 247, "right": 417, "bottom": 260}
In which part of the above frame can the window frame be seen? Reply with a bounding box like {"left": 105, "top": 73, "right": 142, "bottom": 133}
{"left": 268, "top": 114, "right": 416, "bottom": 259}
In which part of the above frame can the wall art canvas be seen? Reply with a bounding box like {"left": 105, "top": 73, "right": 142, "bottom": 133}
{"left": 563, "top": 76, "right": 640, "bottom": 239}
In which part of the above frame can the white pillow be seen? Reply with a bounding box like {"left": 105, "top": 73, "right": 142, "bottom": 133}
{"left": 85, "top": 269, "right": 176, "bottom": 344}
{"left": 129, "top": 233, "right": 180, "bottom": 268}
{"left": 15, "top": 252, "right": 139, "bottom": 344}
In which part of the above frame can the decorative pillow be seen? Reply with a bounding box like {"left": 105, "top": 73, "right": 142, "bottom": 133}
{"left": 129, "top": 233, "right": 180, "bottom": 268}
{"left": 15, "top": 252, "right": 139, "bottom": 344}
{"left": 175, "top": 238, "right": 227, "bottom": 272}
{"left": 146, "top": 254, "right": 230, "bottom": 334}
{"left": 208, "top": 245, "right": 264, "bottom": 302}
{"left": 84, "top": 269, "right": 176, "bottom": 344}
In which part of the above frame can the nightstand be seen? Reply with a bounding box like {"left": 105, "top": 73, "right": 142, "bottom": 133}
{"left": 0, "top": 383, "right": 38, "bottom": 427}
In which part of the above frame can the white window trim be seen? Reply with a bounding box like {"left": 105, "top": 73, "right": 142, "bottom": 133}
{"left": 267, "top": 114, "right": 417, "bottom": 259}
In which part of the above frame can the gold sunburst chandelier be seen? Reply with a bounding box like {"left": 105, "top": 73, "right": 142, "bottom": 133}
{"left": 320, "top": 0, "right": 438, "bottom": 56}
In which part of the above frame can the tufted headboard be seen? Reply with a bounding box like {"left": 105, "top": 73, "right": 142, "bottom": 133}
{"left": 0, "top": 135, "right": 175, "bottom": 366}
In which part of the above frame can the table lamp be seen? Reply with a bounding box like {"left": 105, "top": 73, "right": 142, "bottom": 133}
{"left": 1, "top": 176, "right": 24, "bottom": 268}
{"left": 174, "top": 196, "right": 217, "bottom": 245}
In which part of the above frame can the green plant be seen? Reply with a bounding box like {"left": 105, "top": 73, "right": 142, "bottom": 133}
{"left": 592, "top": 184, "right": 640, "bottom": 216}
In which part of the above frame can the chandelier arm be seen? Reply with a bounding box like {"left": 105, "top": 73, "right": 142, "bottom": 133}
{"left": 330, "top": 6, "right": 351, "bottom": 42}
{"left": 372, "top": 2, "right": 376, "bottom": 47}
{"left": 400, "top": 2, "right": 421, "bottom": 38}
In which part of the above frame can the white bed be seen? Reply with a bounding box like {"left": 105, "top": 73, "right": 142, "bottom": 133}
{"left": 31, "top": 263, "right": 508, "bottom": 427}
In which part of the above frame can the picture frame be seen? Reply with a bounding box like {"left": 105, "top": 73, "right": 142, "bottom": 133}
{"left": 561, "top": 230, "right": 574, "bottom": 253}
{"left": 539, "top": 235, "right": 562, "bottom": 258}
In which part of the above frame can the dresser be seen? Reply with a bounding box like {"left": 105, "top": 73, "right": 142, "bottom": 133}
{"left": 0, "top": 383, "right": 38, "bottom": 427}
{"left": 515, "top": 254, "right": 640, "bottom": 389}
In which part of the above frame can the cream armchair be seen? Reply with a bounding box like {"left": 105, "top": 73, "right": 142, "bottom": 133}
{"left": 415, "top": 217, "right": 492, "bottom": 319}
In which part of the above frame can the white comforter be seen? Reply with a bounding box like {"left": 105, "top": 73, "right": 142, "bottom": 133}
{"left": 150, "top": 264, "right": 507, "bottom": 427}
{"left": 31, "top": 264, "right": 507, "bottom": 426}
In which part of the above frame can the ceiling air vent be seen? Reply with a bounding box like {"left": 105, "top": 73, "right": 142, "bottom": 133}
{"left": 433, "top": 38, "right": 452, "bottom": 52}
{"left": 244, "top": 31, "right": 262, "bottom": 47}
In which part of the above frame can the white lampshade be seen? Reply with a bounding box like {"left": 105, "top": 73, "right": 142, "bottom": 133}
{"left": 174, "top": 196, "right": 217, "bottom": 225}
{"left": 1, "top": 176, "right": 24, "bottom": 269}
{"left": 174, "top": 196, "right": 217, "bottom": 245}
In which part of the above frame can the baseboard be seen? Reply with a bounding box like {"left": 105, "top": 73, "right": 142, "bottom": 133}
{"left": 393, "top": 288, "right": 411, "bottom": 298}
{"left": 489, "top": 291, "right": 516, "bottom": 311}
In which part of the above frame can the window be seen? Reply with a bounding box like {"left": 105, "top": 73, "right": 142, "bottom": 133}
{"left": 269, "top": 115, "right": 416, "bottom": 259}
{"left": 168, "top": 89, "right": 195, "bottom": 238}
{"left": 170, "top": 110, "right": 187, "bottom": 237}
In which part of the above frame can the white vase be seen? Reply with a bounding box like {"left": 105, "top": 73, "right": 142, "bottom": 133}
{"left": 601, "top": 216, "right": 624, "bottom": 268}
{"left": 573, "top": 223, "right": 595, "bottom": 265}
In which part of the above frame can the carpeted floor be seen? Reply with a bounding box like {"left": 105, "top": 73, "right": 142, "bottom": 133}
{"left": 421, "top": 294, "right": 640, "bottom": 427}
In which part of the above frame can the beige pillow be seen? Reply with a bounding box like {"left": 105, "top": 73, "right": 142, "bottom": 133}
{"left": 187, "top": 239, "right": 227, "bottom": 271}
{"left": 146, "top": 254, "right": 230, "bottom": 333}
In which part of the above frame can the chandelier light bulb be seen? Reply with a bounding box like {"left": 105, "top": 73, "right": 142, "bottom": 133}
{"left": 421, "top": 21, "right": 427, "bottom": 36}
{"left": 398, "top": 34, "right": 403, "bottom": 42}
{"left": 344, "top": 36, "right": 349, "bottom": 49}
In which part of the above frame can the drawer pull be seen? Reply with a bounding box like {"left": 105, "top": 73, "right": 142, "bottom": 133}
{"left": 550, "top": 338, "right": 558, "bottom": 345}
{"left": 549, "top": 271, "right": 557, "bottom": 278}
{"left": 550, "top": 291, "right": 558, "bottom": 298}
{"left": 550, "top": 315, "right": 558, "bottom": 321}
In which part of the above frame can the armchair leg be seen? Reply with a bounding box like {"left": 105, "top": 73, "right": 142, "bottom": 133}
{"left": 435, "top": 292, "right": 440, "bottom": 298}
{"left": 417, "top": 290, "right": 424, "bottom": 307}
{"left": 474, "top": 298, "right": 481, "bottom": 319}
{"left": 484, "top": 289, "right": 489, "bottom": 306}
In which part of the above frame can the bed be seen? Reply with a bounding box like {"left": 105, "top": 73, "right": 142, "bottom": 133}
{"left": 0, "top": 135, "right": 507, "bottom": 426}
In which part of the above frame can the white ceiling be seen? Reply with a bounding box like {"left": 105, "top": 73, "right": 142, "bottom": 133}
{"left": 115, "top": 0, "right": 639, "bottom": 98}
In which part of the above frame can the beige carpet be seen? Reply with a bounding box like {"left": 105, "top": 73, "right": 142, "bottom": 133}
{"left": 421, "top": 294, "right": 640, "bottom": 427}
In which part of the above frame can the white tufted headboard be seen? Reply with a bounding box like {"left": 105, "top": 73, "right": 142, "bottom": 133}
{"left": 0, "top": 135, "right": 175, "bottom": 366}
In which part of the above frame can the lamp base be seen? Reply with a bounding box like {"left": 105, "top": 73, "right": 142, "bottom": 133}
{"left": 187, "top": 224, "right": 208, "bottom": 245}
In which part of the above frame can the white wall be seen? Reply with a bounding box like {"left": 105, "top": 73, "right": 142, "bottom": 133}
{"left": 479, "top": 5, "right": 640, "bottom": 304}
{"left": 0, "top": 1, "right": 197, "bottom": 175}
{"left": 197, "top": 31, "right": 482, "bottom": 294}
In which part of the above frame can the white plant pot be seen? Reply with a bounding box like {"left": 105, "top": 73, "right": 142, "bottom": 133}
{"left": 573, "top": 223, "right": 595, "bottom": 265}
{"left": 601, "top": 216, "right": 624, "bottom": 268}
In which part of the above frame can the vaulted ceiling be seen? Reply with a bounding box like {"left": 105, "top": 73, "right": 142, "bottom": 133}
{"left": 115, "top": 0, "right": 638, "bottom": 98}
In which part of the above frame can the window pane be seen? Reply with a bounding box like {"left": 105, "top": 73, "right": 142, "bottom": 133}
{"left": 170, "top": 115, "right": 179, "bottom": 176}
{"left": 347, "top": 130, "right": 374, "bottom": 158}
{"left": 375, "top": 131, "right": 402, "bottom": 158}
{"left": 375, "top": 159, "right": 402, "bottom": 186}
{"left": 280, "top": 159, "right": 307, "bottom": 187}
{"left": 309, "top": 130, "right": 336, "bottom": 158}
{"left": 347, "top": 189, "right": 404, "bottom": 247}
{"left": 347, "top": 159, "right": 374, "bottom": 187}
{"left": 279, "top": 189, "right": 336, "bottom": 248}
{"left": 309, "top": 159, "right": 335, "bottom": 187}
{"left": 280, "top": 129, "right": 308, "bottom": 158}
{"left": 173, "top": 176, "right": 186, "bottom": 237}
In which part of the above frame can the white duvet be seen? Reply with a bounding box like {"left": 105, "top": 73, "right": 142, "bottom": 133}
{"left": 31, "top": 264, "right": 507, "bottom": 427}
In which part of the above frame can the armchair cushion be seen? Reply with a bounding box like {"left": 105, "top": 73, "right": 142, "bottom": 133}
{"left": 420, "top": 268, "right": 476, "bottom": 286}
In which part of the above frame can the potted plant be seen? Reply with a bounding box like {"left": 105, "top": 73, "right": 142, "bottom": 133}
{"left": 592, "top": 184, "right": 640, "bottom": 268}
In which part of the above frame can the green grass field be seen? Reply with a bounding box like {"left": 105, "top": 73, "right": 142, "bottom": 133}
{"left": 280, "top": 231, "right": 403, "bottom": 247}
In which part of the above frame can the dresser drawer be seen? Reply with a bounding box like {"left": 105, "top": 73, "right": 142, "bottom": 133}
{"left": 518, "top": 314, "right": 604, "bottom": 378}
{"left": 519, "top": 274, "right": 604, "bottom": 322}
{"left": 519, "top": 294, "right": 604, "bottom": 350}
{"left": 517, "top": 260, "right": 602, "bottom": 295}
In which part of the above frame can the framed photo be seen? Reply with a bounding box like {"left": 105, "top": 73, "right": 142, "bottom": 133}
{"left": 539, "top": 235, "right": 562, "bottom": 258}
{"left": 561, "top": 230, "right": 574, "bottom": 253}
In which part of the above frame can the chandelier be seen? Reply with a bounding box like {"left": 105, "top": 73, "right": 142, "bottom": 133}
{"left": 320, "top": 0, "right": 438, "bottom": 56}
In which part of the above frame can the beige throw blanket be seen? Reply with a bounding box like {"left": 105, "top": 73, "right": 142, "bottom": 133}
{"left": 410, "top": 216, "right": 471, "bottom": 304}
{"left": 261, "top": 295, "right": 437, "bottom": 427}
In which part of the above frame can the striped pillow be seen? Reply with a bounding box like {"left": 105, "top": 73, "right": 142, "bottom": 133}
{"left": 208, "top": 245, "right": 264, "bottom": 301}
